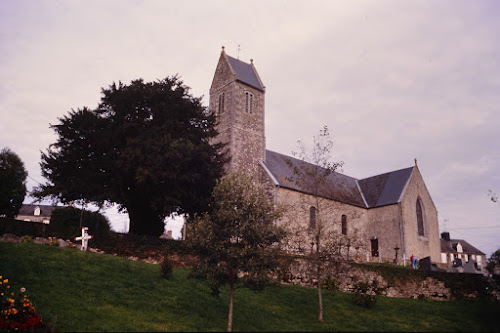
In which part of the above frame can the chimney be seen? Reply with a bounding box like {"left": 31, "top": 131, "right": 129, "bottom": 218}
{"left": 441, "top": 232, "right": 450, "bottom": 242}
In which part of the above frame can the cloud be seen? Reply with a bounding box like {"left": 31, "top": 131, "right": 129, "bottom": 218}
{"left": 1, "top": 0, "right": 499, "bottom": 255}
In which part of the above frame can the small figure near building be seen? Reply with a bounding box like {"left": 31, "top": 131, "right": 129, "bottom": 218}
{"left": 75, "top": 227, "right": 93, "bottom": 251}
{"left": 411, "top": 254, "right": 418, "bottom": 269}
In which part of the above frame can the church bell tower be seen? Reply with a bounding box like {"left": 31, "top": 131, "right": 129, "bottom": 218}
{"left": 209, "top": 46, "right": 266, "bottom": 175}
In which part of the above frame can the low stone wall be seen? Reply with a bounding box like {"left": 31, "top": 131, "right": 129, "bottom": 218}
{"left": 280, "top": 256, "right": 499, "bottom": 301}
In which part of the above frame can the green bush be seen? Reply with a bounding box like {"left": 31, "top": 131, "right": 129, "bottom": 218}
{"left": 20, "top": 235, "right": 32, "bottom": 243}
{"left": 323, "top": 278, "right": 340, "bottom": 292}
{"left": 351, "top": 281, "right": 384, "bottom": 308}
{"left": 49, "top": 207, "right": 110, "bottom": 240}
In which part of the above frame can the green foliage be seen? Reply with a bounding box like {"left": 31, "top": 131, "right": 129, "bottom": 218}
{"left": 35, "top": 76, "right": 226, "bottom": 236}
{"left": 189, "top": 172, "right": 285, "bottom": 293}
{"left": 0, "top": 147, "right": 27, "bottom": 218}
{"left": 20, "top": 235, "right": 32, "bottom": 243}
{"left": 49, "top": 206, "right": 110, "bottom": 240}
{"left": 351, "top": 281, "right": 383, "bottom": 308}
{"left": 487, "top": 248, "right": 500, "bottom": 274}
{"left": 323, "top": 278, "right": 340, "bottom": 293}
{"left": 188, "top": 172, "right": 286, "bottom": 330}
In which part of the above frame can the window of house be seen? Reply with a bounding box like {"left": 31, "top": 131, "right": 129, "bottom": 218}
{"left": 34, "top": 207, "right": 41, "bottom": 216}
{"left": 309, "top": 206, "right": 316, "bottom": 229}
{"left": 416, "top": 199, "right": 424, "bottom": 236}
{"left": 245, "top": 91, "right": 254, "bottom": 114}
{"left": 218, "top": 93, "right": 225, "bottom": 114}
{"left": 341, "top": 214, "right": 347, "bottom": 235}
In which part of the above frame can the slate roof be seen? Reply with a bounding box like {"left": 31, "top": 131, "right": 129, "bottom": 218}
{"left": 440, "top": 238, "right": 485, "bottom": 255}
{"left": 358, "top": 167, "right": 414, "bottom": 207}
{"left": 263, "top": 150, "right": 415, "bottom": 209}
{"left": 17, "top": 204, "right": 57, "bottom": 217}
{"left": 226, "top": 55, "right": 264, "bottom": 92}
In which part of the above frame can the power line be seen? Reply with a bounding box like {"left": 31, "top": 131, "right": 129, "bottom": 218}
{"left": 447, "top": 225, "right": 500, "bottom": 230}
{"left": 27, "top": 175, "right": 43, "bottom": 185}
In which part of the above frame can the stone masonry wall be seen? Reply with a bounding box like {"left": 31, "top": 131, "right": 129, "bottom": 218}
{"left": 400, "top": 167, "right": 441, "bottom": 263}
{"left": 276, "top": 187, "right": 371, "bottom": 260}
{"left": 209, "top": 51, "right": 265, "bottom": 177}
{"left": 281, "top": 256, "right": 495, "bottom": 301}
{"left": 366, "top": 204, "right": 403, "bottom": 263}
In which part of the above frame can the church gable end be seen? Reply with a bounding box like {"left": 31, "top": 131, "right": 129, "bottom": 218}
{"left": 358, "top": 167, "right": 413, "bottom": 208}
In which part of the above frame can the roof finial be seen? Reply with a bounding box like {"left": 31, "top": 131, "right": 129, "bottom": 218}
{"left": 237, "top": 44, "right": 241, "bottom": 59}
{"left": 250, "top": 58, "right": 253, "bottom": 64}
{"left": 221, "top": 46, "right": 225, "bottom": 53}
{"left": 414, "top": 158, "right": 418, "bottom": 166}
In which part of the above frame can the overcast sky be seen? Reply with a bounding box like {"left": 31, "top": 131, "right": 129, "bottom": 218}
{"left": 1, "top": 0, "right": 499, "bottom": 257}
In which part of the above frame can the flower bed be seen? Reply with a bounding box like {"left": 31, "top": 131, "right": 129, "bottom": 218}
{"left": 0, "top": 276, "right": 44, "bottom": 331}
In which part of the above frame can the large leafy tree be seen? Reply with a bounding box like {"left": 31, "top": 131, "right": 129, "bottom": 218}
{"left": 188, "top": 172, "right": 285, "bottom": 332}
{"left": 35, "top": 76, "right": 226, "bottom": 236}
{"left": 0, "top": 147, "right": 28, "bottom": 218}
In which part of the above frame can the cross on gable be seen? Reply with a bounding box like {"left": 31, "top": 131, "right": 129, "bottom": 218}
{"left": 75, "top": 227, "right": 93, "bottom": 251}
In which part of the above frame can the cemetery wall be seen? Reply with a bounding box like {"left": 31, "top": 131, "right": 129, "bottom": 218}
{"left": 279, "top": 255, "right": 500, "bottom": 302}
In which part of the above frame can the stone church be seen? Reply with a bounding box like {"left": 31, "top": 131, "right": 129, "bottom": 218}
{"left": 209, "top": 47, "right": 441, "bottom": 265}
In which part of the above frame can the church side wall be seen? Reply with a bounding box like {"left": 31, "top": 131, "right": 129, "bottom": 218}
{"left": 276, "top": 187, "right": 370, "bottom": 261}
{"left": 400, "top": 169, "right": 441, "bottom": 263}
{"left": 366, "top": 204, "right": 404, "bottom": 263}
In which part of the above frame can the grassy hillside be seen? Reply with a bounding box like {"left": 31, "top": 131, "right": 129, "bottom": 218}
{"left": 0, "top": 242, "right": 498, "bottom": 332}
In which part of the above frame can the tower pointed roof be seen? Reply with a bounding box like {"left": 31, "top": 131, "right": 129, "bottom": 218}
{"left": 225, "top": 54, "right": 265, "bottom": 92}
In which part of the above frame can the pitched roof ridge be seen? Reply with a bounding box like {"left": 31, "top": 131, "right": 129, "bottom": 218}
{"left": 265, "top": 149, "right": 356, "bottom": 180}
{"left": 359, "top": 166, "right": 415, "bottom": 182}
{"left": 226, "top": 54, "right": 249, "bottom": 65}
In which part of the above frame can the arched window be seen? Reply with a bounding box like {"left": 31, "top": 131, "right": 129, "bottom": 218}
{"left": 309, "top": 206, "right": 316, "bottom": 229}
{"left": 416, "top": 199, "right": 424, "bottom": 236}
{"left": 218, "top": 93, "right": 225, "bottom": 114}
{"left": 34, "top": 206, "right": 41, "bottom": 216}
{"left": 341, "top": 214, "right": 347, "bottom": 235}
{"left": 245, "top": 91, "right": 254, "bottom": 114}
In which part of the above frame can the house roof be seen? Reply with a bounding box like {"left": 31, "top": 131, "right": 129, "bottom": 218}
{"left": 263, "top": 150, "right": 414, "bottom": 208}
{"left": 17, "top": 204, "right": 57, "bottom": 217}
{"left": 440, "top": 238, "right": 485, "bottom": 255}
{"left": 226, "top": 55, "right": 265, "bottom": 92}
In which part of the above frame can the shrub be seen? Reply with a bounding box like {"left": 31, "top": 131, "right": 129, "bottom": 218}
{"left": 20, "top": 235, "right": 32, "bottom": 243}
{"left": 0, "top": 276, "right": 44, "bottom": 331}
{"left": 160, "top": 247, "right": 173, "bottom": 279}
{"left": 323, "top": 278, "right": 340, "bottom": 293}
{"left": 50, "top": 207, "right": 110, "bottom": 240}
{"left": 351, "top": 281, "right": 384, "bottom": 308}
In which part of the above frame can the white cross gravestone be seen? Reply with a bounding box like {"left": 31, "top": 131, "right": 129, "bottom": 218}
{"left": 75, "top": 227, "right": 93, "bottom": 251}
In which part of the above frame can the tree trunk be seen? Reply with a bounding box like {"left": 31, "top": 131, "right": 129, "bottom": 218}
{"left": 316, "top": 233, "right": 323, "bottom": 322}
{"left": 127, "top": 203, "right": 165, "bottom": 236}
{"left": 227, "top": 283, "right": 234, "bottom": 332}
{"left": 317, "top": 263, "right": 323, "bottom": 322}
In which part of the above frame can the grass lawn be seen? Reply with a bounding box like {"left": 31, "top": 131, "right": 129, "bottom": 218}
{"left": 0, "top": 241, "right": 499, "bottom": 332}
